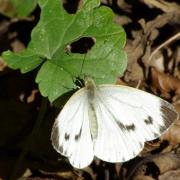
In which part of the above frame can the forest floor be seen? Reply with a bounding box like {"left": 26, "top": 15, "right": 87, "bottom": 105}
{"left": 0, "top": 0, "right": 180, "bottom": 179}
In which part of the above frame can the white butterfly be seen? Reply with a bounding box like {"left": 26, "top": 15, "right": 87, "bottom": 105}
{"left": 51, "top": 77, "right": 178, "bottom": 169}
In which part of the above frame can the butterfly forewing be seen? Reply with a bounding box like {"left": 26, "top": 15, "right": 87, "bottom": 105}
{"left": 51, "top": 88, "right": 94, "bottom": 168}
{"left": 93, "top": 85, "right": 178, "bottom": 162}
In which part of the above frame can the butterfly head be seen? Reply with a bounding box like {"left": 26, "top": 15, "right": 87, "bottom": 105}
{"left": 84, "top": 76, "right": 96, "bottom": 91}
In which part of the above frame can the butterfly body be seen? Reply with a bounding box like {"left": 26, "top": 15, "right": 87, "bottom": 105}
{"left": 85, "top": 78, "right": 98, "bottom": 139}
{"left": 51, "top": 79, "right": 178, "bottom": 168}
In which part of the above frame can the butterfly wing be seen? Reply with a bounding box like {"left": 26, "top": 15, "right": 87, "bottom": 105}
{"left": 94, "top": 85, "right": 178, "bottom": 163}
{"left": 51, "top": 88, "right": 94, "bottom": 168}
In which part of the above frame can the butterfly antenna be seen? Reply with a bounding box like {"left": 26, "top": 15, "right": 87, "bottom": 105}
{"left": 79, "top": 54, "right": 86, "bottom": 77}
{"left": 75, "top": 54, "right": 86, "bottom": 88}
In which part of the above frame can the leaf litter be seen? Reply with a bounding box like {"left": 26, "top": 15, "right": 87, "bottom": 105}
{"left": 0, "top": 0, "right": 179, "bottom": 179}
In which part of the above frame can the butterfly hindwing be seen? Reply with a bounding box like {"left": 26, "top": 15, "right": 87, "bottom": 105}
{"left": 94, "top": 85, "right": 178, "bottom": 162}
{"left": 51, "top": 88, "right": 94, "bottom": 168}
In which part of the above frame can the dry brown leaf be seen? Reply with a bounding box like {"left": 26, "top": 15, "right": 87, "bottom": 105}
{"left": 147, "top": 32, "right": 180, "bottom": 75}
{"left": 116, "top": 77, "right": 127, "bottom": 85}
{"left": 101, "top": 0, "right": 132, "bottom": 12}
{"left": 124, "top": 34, "right": 145, "bottom": 82}
{"left": 174, "top": 98, "right": 180, "bottom": 112}
{"left": 27, "top": 89, "right": 39, "bottom": 103}
{"left": 124, "top": 11, "right": 180, "bottom": 82}
{"left": 149, "top": 52, "right": 164, "bottom": 72}
{"left": 174, "top": 46, "right": 180, "bottom": 79}
{"left": 150, "top": 68, "right": 180, "bottom": 98}
{"left": 140, "top": 12, "right": 180, "bottom": 73}
{"left": 142, "top": 0, "right": 180, "bottom": 13}
{"left": 139, "top": 12, "right": 180, "bottom": 36}
{"left": 115, "top": 163, "right": 122, "bottom": 177}
{"left": 0, "top": 0, "right": 16, "bottom": 17}
{"left": 39, "top": 169, "right": 83, "bottom": 180}
{"left": 152, "top": 153, "right": 180, "bottom": 174}
{"left": 161, "top": 119, "right": 180, "bottom": 145}
{"left": 21, "top": 169, "right": 32, "bottom": 178}
{"left": 116, "top": 0, "right": 132, "bottom": 12}
{"left": 133, "top": 175, "right": 155, "bottom": 180}
{"left": 10, "top": 39, "right": 25, "bottom": 52}
{"left": 125, "top": 153, "right": 180, "bottom": 180}
{"left": 114, "top": 15, "right": 132, "bottom": 26}
{"left": 159, "top": 169, "right": 180, "bottom": 180}
{"left": 142, "top": 141, "right": 162, "bottom": 155}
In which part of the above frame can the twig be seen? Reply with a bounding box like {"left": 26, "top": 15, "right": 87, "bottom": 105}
{"left": 148, "top": 32, "right": 180, "bottom": 63}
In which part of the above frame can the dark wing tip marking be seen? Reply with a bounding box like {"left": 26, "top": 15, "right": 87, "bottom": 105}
{"left": 160, "top": 103, "right": 178, "bottom": 128}
{"left": 144, "top": 116, "right": 153, "bottom": 125}
{"left": 51, "top": 124, "right": 60, "bottom": 148}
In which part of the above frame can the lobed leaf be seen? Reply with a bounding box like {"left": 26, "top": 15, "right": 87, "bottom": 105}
{"left": 2, "top": 0, "right": 127, "bottom": 102}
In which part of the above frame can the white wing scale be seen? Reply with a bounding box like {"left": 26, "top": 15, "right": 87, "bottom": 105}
{"left": 94, "top": 85, "right": 177, "bottom": 163}
{"left": 51, "top": 88, "right": 94, "bottom": 168}
{"left": 51, "top": 84, "right": 178, "bottom": 168}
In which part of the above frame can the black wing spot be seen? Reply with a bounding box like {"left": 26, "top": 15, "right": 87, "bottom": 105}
{"left": 144, "top": 116, "right": 153, "bottom": 125}
{"left": 159, "top": 125, "right": 166, "bottom": 133}
{"left": 65, "top": 133, "right": 70, "bottom": 140}
{"left": 126, "top": 124, "right": 136, "bottom": 131}
{"left": 117, "top": 121, "right": 125, "bottom": 130}
{"left": 75, "top": 128, "right": 82, "bottom": 141}
{"left": 117, "top": 121, "right": 136, "bottom": 131}
{"left": 160, "top": 104, "right": 178, "bottom": 127}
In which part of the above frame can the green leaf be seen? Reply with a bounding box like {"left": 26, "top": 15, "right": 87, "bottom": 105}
{"left": 11, "top": 0, "right": 37, "bottom": 17}
{"left": 2, "top": 49, "right": 44, "bottom": 73}
{"left": 0, "top": 0, "right": 37, "bottom": 18}
{"left": 2, "top": 0, "right": 127, "bottom": 102}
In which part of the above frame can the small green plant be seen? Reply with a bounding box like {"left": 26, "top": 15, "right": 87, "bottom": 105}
{"left": 0, "top": 0, "right": 37, "bottom": 17}
{"left": 2, "top": 0, "right": 127, "bottom": 102}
